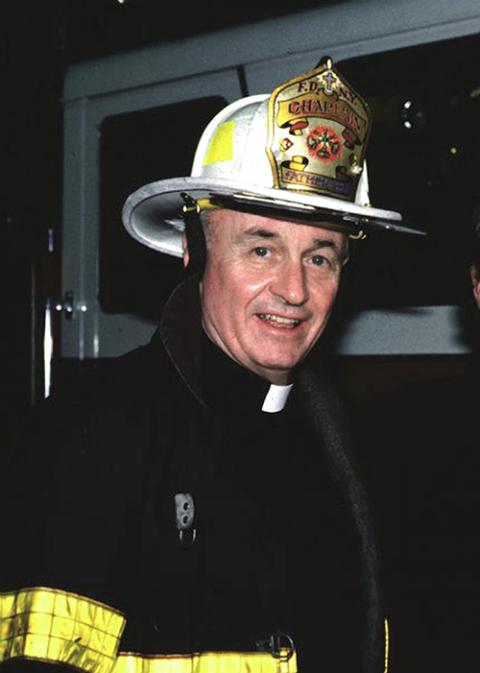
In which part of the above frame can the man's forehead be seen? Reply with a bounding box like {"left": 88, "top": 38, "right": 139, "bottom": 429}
{"left": 209, "top": 208, "right": 346, "bottom": 245}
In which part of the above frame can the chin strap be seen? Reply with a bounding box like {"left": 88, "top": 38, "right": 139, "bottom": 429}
{"left": 181, "top": 192, "right": 207, "bottom": 276}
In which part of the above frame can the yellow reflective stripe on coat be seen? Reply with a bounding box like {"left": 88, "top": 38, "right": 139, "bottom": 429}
{"left": 113, "top": 650, "right": 298, "bottom": 673}
{"left": 384, "top": 617, "right": 390, "bottom": 673}
{"left": 0, "top": 587, "right": 126, "bottom": 673}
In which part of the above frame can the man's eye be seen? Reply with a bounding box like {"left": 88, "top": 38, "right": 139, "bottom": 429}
{"left": 311, "top": 254, "right": 328, "bottom": 266}
{"left": 253, "top": 247, "right": 269, "bottom": 257}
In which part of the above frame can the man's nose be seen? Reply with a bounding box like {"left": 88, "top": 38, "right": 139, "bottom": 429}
{"left": 270, "top": 259, "right": 308, "bottom": 306}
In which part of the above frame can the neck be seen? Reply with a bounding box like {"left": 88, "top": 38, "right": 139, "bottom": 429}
{"left": 201, "top": 323, "right": 293, "bottom": 386}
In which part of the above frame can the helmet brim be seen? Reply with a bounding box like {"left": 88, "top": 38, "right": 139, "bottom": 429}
{"left": 122, "top": 176, "right": 425, "bottom": 258}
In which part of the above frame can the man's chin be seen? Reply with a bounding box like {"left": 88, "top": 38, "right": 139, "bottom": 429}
{"left": 248, "top": 356, "right": 303, "bottom": 384}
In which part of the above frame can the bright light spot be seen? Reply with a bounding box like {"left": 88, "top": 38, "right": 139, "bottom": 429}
{"left": 44, "top": 302, "right": 53, "bottom": 398}
{"left": 403, "top": 100, "right": 412, "bottom": 109}
{"left": 450, "top": 147, "right": 457, "bottom": 155}
{"left": 403, "top": 120, "right": 412, "bottom": 129}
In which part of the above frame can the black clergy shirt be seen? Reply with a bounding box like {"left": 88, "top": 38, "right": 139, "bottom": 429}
{"left": 171, "top": 328, "right": 365, "bottom": 671}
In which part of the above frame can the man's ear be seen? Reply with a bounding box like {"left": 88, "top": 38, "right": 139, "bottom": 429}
{"left": 470, "top": 263, "right": 480, "bottom": 310}
{"left": 182, "top": 233, "right": 190, "bottom": 268}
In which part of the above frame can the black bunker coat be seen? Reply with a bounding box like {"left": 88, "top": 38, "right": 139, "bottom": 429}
{"left": 0, "top": 278, "right": 386, "bottom": 673}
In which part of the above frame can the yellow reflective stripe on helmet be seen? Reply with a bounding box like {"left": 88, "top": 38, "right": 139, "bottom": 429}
{"left": 0, "top": 587, "right": 125, "bottom": 673}
{"left": 203, "top": 121, "right": 235, "bottom": 165}
{"left": 113, "top": 650, "right": 298, "bottom": 673}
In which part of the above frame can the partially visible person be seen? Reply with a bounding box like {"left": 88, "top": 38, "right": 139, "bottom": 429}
{"left": 470, "top": 205, "right": 480, "bottom": 313}
{"left": 360, "top": 206, "right": 480, "bottom": 672}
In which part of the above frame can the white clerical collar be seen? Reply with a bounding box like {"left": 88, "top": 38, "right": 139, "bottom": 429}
{"left": 261, "top": 383, "right": 294, "bottom": 413}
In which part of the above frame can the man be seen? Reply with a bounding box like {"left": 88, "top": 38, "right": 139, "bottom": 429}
{"left": 0, "top": 59, "right": 420, "bottom": 673}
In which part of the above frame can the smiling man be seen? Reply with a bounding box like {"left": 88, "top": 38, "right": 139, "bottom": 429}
{"left": 1, "top": 59, "right": 421, "bottom": 673}
{"left": 198, "top": 211, "right": 348, "bottom": 384}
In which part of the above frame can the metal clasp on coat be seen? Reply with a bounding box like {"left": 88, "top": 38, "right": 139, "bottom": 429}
{"left": 256, "top": 632, "right": 295, "bottom": 661}
{"left": 174, "top": 493, "right": 196, "bottom": 547}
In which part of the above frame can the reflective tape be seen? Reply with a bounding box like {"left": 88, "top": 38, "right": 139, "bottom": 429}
{"left": 113, "top": 650, "right": 298, "bottom": 673}
{"left": 384, "top": 617, "right": 390, "bottom": 673}
{"left": 203, "top": 121, "right": 235, "bottom": 165}
{"left": 0, "top": 587, "right": 125, "bottom": 673}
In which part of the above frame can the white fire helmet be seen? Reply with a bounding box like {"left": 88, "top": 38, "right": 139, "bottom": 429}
{"left": 122, "top": 58, "right": 423, "bottom": 257}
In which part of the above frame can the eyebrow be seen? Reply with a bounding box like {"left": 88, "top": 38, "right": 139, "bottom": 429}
{"left": 242, "top": 227, "right": 277, "bottom": 239}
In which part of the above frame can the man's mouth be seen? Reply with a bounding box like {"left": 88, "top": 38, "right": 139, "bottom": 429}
{"left": 257, "top": 313, "right": 302, "bottom": 328}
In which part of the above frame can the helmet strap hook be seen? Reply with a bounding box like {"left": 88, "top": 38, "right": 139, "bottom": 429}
{"left": 181, "top": 192, "right": 207, "bottom": 275}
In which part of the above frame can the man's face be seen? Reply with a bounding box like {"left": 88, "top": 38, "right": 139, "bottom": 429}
{"left": 194, "top": 209, "right": 347, "bottom": 384}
